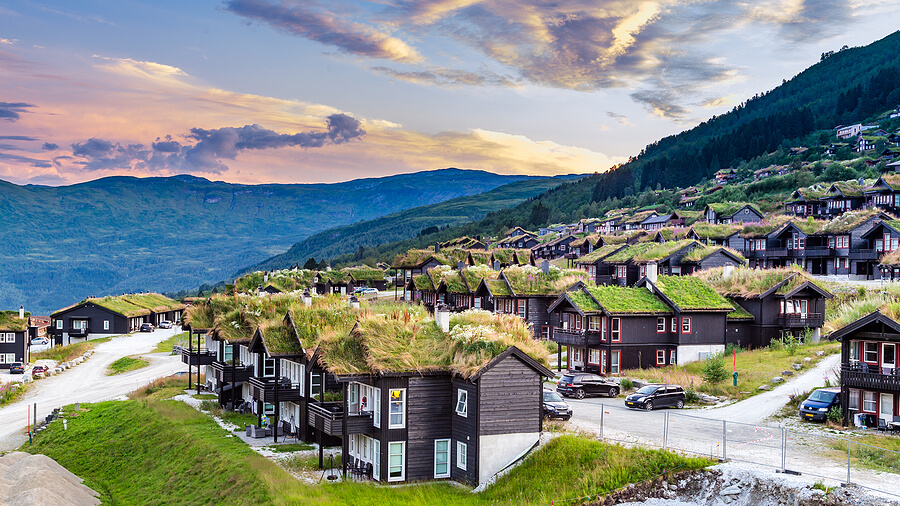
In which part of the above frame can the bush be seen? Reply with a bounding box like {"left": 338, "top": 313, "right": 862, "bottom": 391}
{"left": 684, "top": 390, "right": 700, "bottom": 403}
{"left": 701, "top": 355, "right": 729, "bottom": 384}
{"left": 619, "top": 378, "right": 633, "bottom": 390}
{"left": 827, "top": 406, "right": 843, "bottom": 424}
{"left": 724, "top": 342, "right": 743, "bottom": 356}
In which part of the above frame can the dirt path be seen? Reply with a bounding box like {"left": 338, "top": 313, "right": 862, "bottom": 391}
{"left": 0, "top": 329, "right": 186, "bottom": 451}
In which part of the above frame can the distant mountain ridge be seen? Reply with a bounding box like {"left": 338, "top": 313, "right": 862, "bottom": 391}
{"left": 0, "top": 168, "right": 553, "bottom": 312}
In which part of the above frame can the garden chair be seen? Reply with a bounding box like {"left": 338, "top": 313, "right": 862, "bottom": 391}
{"left": 877, "top": 419, "right": 887, "bottom": 433}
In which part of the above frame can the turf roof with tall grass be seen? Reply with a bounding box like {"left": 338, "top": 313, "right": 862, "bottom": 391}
{"left": 681, "top": 245, "right": 746, "bottom": 263}
{"left": 431, "top": 266, "right": 469, "bottom": 293}
{"left": 344, "top": 267, "right": 385, "bottom": 282}
{"left": 411, "top": 272, "right": 435, "bottom": 291}
{"left": 468, "top": 251, "right": 491, "bottom": 265}
{"left": 574, "top": 244, "right": 625, "bottom": 264}
{"left": 233, "top": 269, "right": 318, "bottom": 293}
{"left": 0, "top": 310, "right": 29, "bottom": 330}
{"left": 738, "top": 214, "right": 792, "bottom": 237}
{"left": 690, "top": 223, "right": 741, "bottom": 241}
{"left": 317, "top": 308, "right": 548, "bottom": 378}
{"left": 502, "top": 265, "right": 588, "bottom": 295}
{"left": 604, "top": 239, "right": 698, "bottom": 263}
{"left": 392, "top": 249, "right": 446, "bottom": 269}
{"left": 580, "top": 285, "right": 672, "bottom": 314}
{"left": 706, "top": 202, "right": 761, "bottom": 216}
{"left": 652, "top": 275, "right": 734, "bottom": 311}
{"left": 484, "top": 279, "right": 513, "bottom": 296}
{"left": 121, "top": 293, "right": 186, "bottom": 312}
{"left": 693, "top": 266, "right": 825, "bottom": 298}
{"left": 821, "top": 208, "right": 888, "bottom": 234}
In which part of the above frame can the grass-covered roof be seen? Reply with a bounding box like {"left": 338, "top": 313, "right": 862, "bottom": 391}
{"left": 0, "top": 310, "right": 30, "bottom": 331}
{"left": 233, "top": 269, "right": 318, "bottom": 294}
{"left": 681, "top": 245, "right": 745, "bottom": 263}
{"left": 876, "top": 174, "right": 900, "bottom": 191}
{"left": 828, "top": 181, "right": 865, "bottom": 197}
{"left": 468, "top": 251, "right": 492, "bottom": 265}
{"left": 491, "top": 248, "right": 517, "bottom": 265}
{"left": 693, "top": 266, "right": 824, "bottom": 298}
{"left": 739, "top": 215, "right": 792, "bottom": 237}
{"left": 120, "top": 293, "right": 186, "bottom": 313}
{"left": 502, "top": 265, "right": 588, "bottom": 296}
{"left": 622, "top": 210, "right": 658, "bottom": 225}
{"left": 392, "top": 249, "right": 445, "bottom": 269}
{"left": 653, "top": 275, "right": 734, "bottom": 311}
{"left": 316, "top": 308, "right": 548, "bottom": 378}
{"left": 726, "top": 301, "right": 754, "bottom": 320}
{"left": 879, "top": 248, "right": 900, "bottom": 266}
{"left": 317, "top": 270, "right": 350, "bottom": 284}
{"left": 604, "top": 240, "right": 697, "bottom": 263}
{"left": 789, "top": 187, "right": 827, "bottom": 201}
{"left": 344, "top": 267, "right": 385, "bottom": 282}
{"left": 411, "top": 272, "right": 435, "bottom": 291}
{"left": 821, "top": 208, "right": 886, "bottom": 234}
{"left": 484, "top": 279, "right": 512, "bottom": 297}
{"left": 256, "top": 315, "right": 304, "bottom": 356}
{"left": 575, "top": 244, "right": 624, "bottom": 264}
{"left": 583, "top": 285, "right": 672, "bottom": 314}
{"left": 706, "top": 202, "right": 760, "bottom": 216}
{"left": 432, "top": 267, "right": 469, "bottom": 293}
{"left": 690, "top": 223, "right": 741, "bottom": 241}
{"left": 656, "top": 227, "right": 691, "bottom": 241}
{"left": 60, "top": 296, "right": 151, "bottom": 317}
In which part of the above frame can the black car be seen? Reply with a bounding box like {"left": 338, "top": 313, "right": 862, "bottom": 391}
{"left": 9, "top": 362, "right": 25, "bottom": 374}
{"left": 799, "top": 387, "right": 841, "bottom": 422}
{"left": 139, "top": 323, "right": 155, "bottom": 332}
{"left": 625, "top": 384, "right": 686, "bottom": 410}
{"left": 556, "top": 372, "right": 620, "bottom": 399}
{"left": 543, "top": 390, "right": 572, "bottom": 420}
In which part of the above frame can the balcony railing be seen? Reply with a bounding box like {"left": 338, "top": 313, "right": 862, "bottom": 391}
{"left": 842, "top": 363, "right": 900, "bottom": 392}
{"left": 849, "top": 249, "right": 878, "bottom": 260}
{"left": 180, "top": 348, "right": 216, "bottom": 366}
{"left": 248, "top": 376, "right": 303, "bottom": 403}
{"left": 307, "top": 402, "right": 374, "bottom": 436}
{"left": 781, "top": 313, "right": 824, "bottom": 328}
{"left": 551, "top": 327, "right": 605, "bottom": 346}
{"left": 67, "top": 327, "right": 88, "bottom": 337}
{"left": 210, "top": 361, "right": 253, "bottom": 383}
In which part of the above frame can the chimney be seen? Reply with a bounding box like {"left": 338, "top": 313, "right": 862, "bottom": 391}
{"left": 541, "top": 259, "right": 550, "bottom": 274}
{"left": 457, "top": 260, "right": 465, "bottom": 271}
{"left": 349, "top": 295, "right": 360, "bottom": 310}
{"left": 263, "top": 273, "right": 268, "bottom": 283}
{"left": 723, "top": 264, "right": 734, "bottom": 280}
{"left": 484, "top": 242, "right": 489, "bottom": 251}
{"left": 646, "top": 261, "right": 658, "bottom": 286}
{"left": 493, "top": 260, "right": 501, "bottom": 271}
{"left": 434, "top": 242, "right": 441, "bottom": 253}
{"left": 435, "top": 304, "right": 450, "bottom": 333}
{"left": 302, "top": 290, "right": 312, "bottom": 307}
{"left": 19, "top": 305, "right": 24, "bottom": 319}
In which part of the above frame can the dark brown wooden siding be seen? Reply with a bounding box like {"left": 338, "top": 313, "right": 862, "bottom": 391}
{"left": 477, "top": 355, "right": 542, "bottom": 435}
{"left": 450, "top": 379, "right": 477, "bottom": 485}
{"left": 406, "top": 375, "right": 453, "bottom": 481}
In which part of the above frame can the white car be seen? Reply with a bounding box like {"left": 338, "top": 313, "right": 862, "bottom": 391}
{"left": 158, "top": 321, "right": 173, "bottom": 329}
{"left": 357, "top": 287, "right": 378, "bottom": 295}
{"left": 30, "top": 337, "right": 50, "bottom": 345}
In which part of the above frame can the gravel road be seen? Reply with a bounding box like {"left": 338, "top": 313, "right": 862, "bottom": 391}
{"left": 0, "top": 328, "right": 186, "bottom": 451}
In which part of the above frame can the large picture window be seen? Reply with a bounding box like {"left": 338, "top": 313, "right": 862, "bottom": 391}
{"left": 389, "top": 442, "right": 405, "bottom": 482}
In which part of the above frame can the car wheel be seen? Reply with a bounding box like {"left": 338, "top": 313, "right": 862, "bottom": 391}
{"left": 575, "top": 389, "right": 585, "bottom": 400}
{"left": 644, "top": 401, "right": 654, "bottom": 411}
{"left": 675, "top": 399, "right": 685, "bottom": 409}
{"left": 608, "top": 387, "right": 619, "bottom": 398}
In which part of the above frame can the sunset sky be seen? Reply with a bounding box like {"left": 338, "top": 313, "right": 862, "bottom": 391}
{"left": 1, "top": 0, "right": 898, "bottom": 186}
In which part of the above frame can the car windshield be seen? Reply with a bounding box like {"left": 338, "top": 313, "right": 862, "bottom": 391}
{"left": 559, "top": 376, "right": 576, "bottom": 383}
{"left": 543, "top": 391, "right": 564, "bottom": 403}
{"left": 806, "top": 390, "right": 837, "bottom": 403}
{"left": 636, "top": 386, "right": 658, "bottom": 395}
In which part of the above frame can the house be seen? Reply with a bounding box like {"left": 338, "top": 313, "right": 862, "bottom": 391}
{"left": 346, "top": 267, "right": 388, "bottom": 291}
{"left": 784, "top": 188, "right": 826, "bottom": 218}
{"left": 503, "top": 226, "right": 534, "bottom": 239}
{"left": 714, "top": 169, "right": 737, "bottom": 184}
{"left": 315, "top": 308, "right": 554, "bottom": 486}
{"left": 314, "top": 270, "right": 354, "bottom": 296}
{"left": 490, "top": 248, "right": 533, "bottom": 268}
{"left": 824, "top": 143, "right": 850, "bottom": 156}
{"left": 406, "top": 270, "right": 438, "bottom": 305}
{"left": 0, "top": 308, "right": 31, "bottom": 369}
{"left": 621, "top": 210, "right": 658, "bottom": 231}
{"left": 233, "top": 269, "right": 317, "bottom": 294}
{"left": 473, "top": 263, "right": 589, "bottom": 340}
{"left": 598, "top": 240, "right": 720, "bottom": 286}
{"left": 640, "top": 213, "right": 677, "bottom": 231}
{"left": 695, "top": 267, "right": 833, "bottom": 348}
{"left": 818, "top": 209, "right": 892, "bottom": 278}
{"left": 789, "top": 147, "right": 809, "bottom": 156}
{"left": 857, "top": 135, "right": 885, "bottom": 153}
{"left": 835, "top": 123, "right": 878, "bottom": 139}
{"left": 735, "top": 218, "right": 830, "bottom": 273}
{"left": 831, "top": 311, "right": 900, "bottom": 429}
{"left": 392, "top": 249, "right": 450, "bottom": 298}
{"left": 864, "top": 175, "right": 900, "bottom": 214}
{"left": 574, "top": 244, "right": 628, "bottom": 284}
{"left": 880, "top": 147, "right": 900, "bottom": 161}
{"left": 538, "top": 224, "right": 571, "bottom": 236}
{"left": 821, "top": 181, "right": 867, "bottom": 216}
{"left": 50, "top": 293, "right": 185, "bottom": 345}
{"left": 672, "top": 210, "right": 701, "bottom": 227}
{"left": 703, "top": 202, "right": 764, "bottom": 224}
{"left": 689, "top": 223, "right": 742, "bottom": 246}
{"left": 754, "top": 166, "right": 774, "bottom": 181}
{"left": 859, "top": 219, "right": 900, "bottom": 279}
{"left": 497, "top": 234, "right": 539, "bottom": 249}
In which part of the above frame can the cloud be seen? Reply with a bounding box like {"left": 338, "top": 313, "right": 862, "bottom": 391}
{"left": 0, "top": 102, "right": 36, "bottom": 121}
{"left": 0, "top": 38, "right": 16, "bottom": 45}
{"left": 630, "top": 89, "right": 690, "bottom": 119}
{"left": 0, "top": 135, "right": 39, "bottom": 141}
{"left": 0, "top": 151, "right": 52, "bottom": 168}
{"left": 42, "top": 142, "right": 59, "bottom": 150}
{"left": 68, "top": 114, "right": 366, "bottom": 174}
{"left": 606, "top": 111, "right": 634, "bottom": 126}
{"left": 225, "top": 0, "right": 422, "bottom": 63}
{"left": 372, "top": 66, "right": 520, "bottom": 87}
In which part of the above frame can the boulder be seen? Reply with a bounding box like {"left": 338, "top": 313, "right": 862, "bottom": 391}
{"left": 720, "top": 485, "right": 742, "bottom": 496}
{"left": 804, "top": 357, "right": 812, "bottom": 362}
{"left": 33, "top": 372, "right": 45, "bottom": 379}
{"left": 792, "top": 363, "right": 802, "bottom": 370}
{"left": 771, "top": 376, "right": 784, "bottom": 384}
{"left": 783, "top": 370, "right": 794, "bottom": 377}
{"left": 758, "top": 384, "right": 771, "bottom": 391}
{"left": 816, "top": 351, "right": 825, "bottom": 357}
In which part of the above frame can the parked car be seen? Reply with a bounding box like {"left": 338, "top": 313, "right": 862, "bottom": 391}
{"left": 625, "top": 384, "right": 686, "bottom": 410}
{"left": 556, "top": 372, "right": 620, "bottom": 399}
{"left": 358, "top": 287, "right": 378, "bottom": 295}
{"left": 158, "top": 320, "right": 172, "bottom": 329}
{"left": 139, "top": 323, "right": 155, "bottom": 332}
{"left": 32, "top": 365, "right": 48, "bottom": 376}
{"left": 542, "top": 389, "right": 572, "bottom": 420}
{"left": 30, "top": 337, "right": 50, "bottom": 345}
{"left": 9, "top": 363, "right": 24, "bottom": 374}
{"left": 799, "top": 387, "right": 841, "bottom": 422}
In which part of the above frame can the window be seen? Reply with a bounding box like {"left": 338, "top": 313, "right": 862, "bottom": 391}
{"left": 863, "top": 391, "right": 877, "bottom": 412}
{"left": 848, "top": 389, "right": 859, "bottom": 411}
{"left": 474, "top": 297, "right": 481, "bottom": 309}
{"left": 373, "top": 387, "right": 381, "bottom": 428}
{"left": 837, "top": 235, "right": 850, "bottom": 249}
{"left": 541, "top": 326, "right": 551, "bottom": 340}
{"left": 864, "top": 342, "right": 878, "bottom": 363}
{"left": 601, "top": 350, "right": 607, "bottom": 375}
{"left": 388, "top": 442, "right": 405, "bottom": 482}
{"left": 610, "top": 351, "right": 621, "bottom": 375}
{"left": 373, "top": 438, "right": 381, "bottom": 480}
{"left": 682, "top": 317, "right": 692, "bottom": 334}
{"left": 263, "top": 358, "right": 275, "bottom": 377}
{"left": 571, "top": 347, "right": 584, "bottom": 364}
{"left": 349, "top": 383, "right": 359, "bottom": 412}
{"left": 884, "top": 343, "right": 896, "bottom": 368}
{"left": 639, "top": 265, "right": 646, "bottom": 278}
{"left": 517, "top": 299, "right": 526, "bottom": 319}
{"left": 849, "top": 341, "right": 859, "bottom": 362}
{"left": 616, "top": 265, "right": 627, "bottom": 278}
{"left": 671, "top": 318, "right": 677, "bottom": 333}
{"left": 389, "top": 389, "right": 406, "bottom": 428}
{"left": 455, "top": 389, "right": 467, "bottom": 417}
{"left": 434, "top": 439, "right": 450, "bottom": 478}
{"left": 588, "top": 348, "right": 600, "bottom": 365}
{"left": 55, "top": 320, "right": 62, "bottom": 330}
{"left": 656, "top": 350, "right": 665, "bottom": 366}
{"left": 588, "top": 317, "right": 601, "bottom": 332}
{"left": 610, "top": 318, "right": 620, "bottom": 342}
{"left": 657, "top": 318, "right": 665, "bottom": 333}
{"left": 670, "top": 266, "right": 681, "bottom": 275}
{"left": 456, "top": 441, "right": 467, "bottom": 471}
{"left": 670, "top": 350, "right": 677, "bottom": 365}
{"left": 103, "top": 320, "right": 110, "bottom": 330}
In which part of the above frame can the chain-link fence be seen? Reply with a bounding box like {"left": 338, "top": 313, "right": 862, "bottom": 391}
{"left": 594, "top": 403, "right": 900, "bottom": 499}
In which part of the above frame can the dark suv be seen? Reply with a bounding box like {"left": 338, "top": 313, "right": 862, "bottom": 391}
{"left": 9, "top": 362, "right": 25, "bottom": 374}
{"left": 799, "top": 387, "right": 841, "bottom": 422}
{"left": 542, "top": 390, "right": 572, "bottom": 420}
{"left": 625, "top": 384, "right": 686, "bottom": 410}
{"left": 556, "top": 372, "right": 619, "bottom": 399}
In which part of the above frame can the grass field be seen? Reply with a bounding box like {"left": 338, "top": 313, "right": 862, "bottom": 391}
{"left": 152, "top": 331, "right": 189, "bottom": 354}
{"left": 623, "top": 341, "right": 840, "bottom": 401}
{"left": 107, "top": 356, "right": 150, "bottom": 375}
{"left": 31, "top": 336, "right": 115, "bottom": 363}
{"left": 25, "top": 376, "right": 712, "bottom": 505}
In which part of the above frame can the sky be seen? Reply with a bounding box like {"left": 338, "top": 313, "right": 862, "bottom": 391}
{"left": 1, "top": 1, "right": 898, "bottom": 186}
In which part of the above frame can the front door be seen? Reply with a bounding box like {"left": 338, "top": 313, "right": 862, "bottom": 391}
{"left": 880, "top": 393, "right": 894, "bottom": 424}
{"left": 883, "top": 343, "right": 897, "bottom": 375}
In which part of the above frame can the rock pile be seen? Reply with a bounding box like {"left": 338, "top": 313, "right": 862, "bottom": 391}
{"left": 0, "top": 451, "right": 100, "bottom": 506}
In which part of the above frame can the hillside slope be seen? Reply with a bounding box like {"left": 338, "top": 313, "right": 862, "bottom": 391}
{"left": 245, "top": 175, "right": 580, "bottom": 272}
{"left": 0, "top": 169, "right": 547, "bottom": 312}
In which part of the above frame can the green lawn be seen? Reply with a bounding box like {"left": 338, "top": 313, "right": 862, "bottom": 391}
{"left": 151, "top": 332, "right": 186, "bottom": 354}
{"left": 25, "top": 380, "right": 712, "bottom": 506}
{"left": 107, "top": 356, "right": 150, "bottom": 375}
{"left": 623, "top": 341, "right": 840, "bottom": 401}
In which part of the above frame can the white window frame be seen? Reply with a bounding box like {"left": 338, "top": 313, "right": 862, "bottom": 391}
{"left": 455, "top": 389, "right": 468, "bottom": 417}
{"left": 588, "top": 316, "right": 601, "bottom": 332}
{"left": 671, "top": 317, "right": 677, "bottom": 333}
{"left": 864, "top": 342, "right": 878, "bottom": 363}
{"left": 456, "top": 441, "right": 467, "bottom": 471}
{"left": 103, "top": 320, "right": 110, "bottom": 330}
{"left": 657, "top": 318, "right": 665, "bottom": 333}
{"left": 610, "top": 317, "right": 621, "bottom": 342}
{"left": 373, "top": 387, "right": 381, "bottom": 428}
{"left": 389, "top": 388, "right": 406, "bottom": 429}
{"left": 656, "top": 350, "right": 665, "bottom": 365}
{"left": 388, "top": 441, "right": 405, "bottom": 482}
{"left": 373, "top": 439, "right": 381, "bottom": 480}
{"left": 848, "top": 389, "right": 859, "bottom": 411}
{"left": 863, "top": 391, "right": 877, "bottom": 412}
{"left": 588, "top": 348, "right": 600, "bottom": 365}
{"left": 682, "top": 317, "right": 692, "bottom": 334}
{"left": 610, "top": 350, "right": 621, "bottom": 375}
{"left": 434, "top": 439, "right": 451, "bottom": 478}
{"left": 669, "top": 350, "right": 676, "bottom": 365}
{"left": 517, "top": 299, "right": 526, "bottom": 319}
{"left": 884, "top": 343, "right": 896, "bottom": 369}
{"left": 55, "top": 320, "right": 62, "bottom": 330}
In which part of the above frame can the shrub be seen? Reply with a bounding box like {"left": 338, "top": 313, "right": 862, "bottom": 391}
{"left": 724, "top": 342, "right": 743, "bottom": 356}
{"left": 827, "top": 406, "right": 843, "bottom": 424}
{"left": 701, "top": 355, "right": 729, "bottom": 384}
{"left": 619, "top": 378, "right": 633, "bottom": 390}
{"left": 684, "top": 390, "right": 700, "bottom": 403}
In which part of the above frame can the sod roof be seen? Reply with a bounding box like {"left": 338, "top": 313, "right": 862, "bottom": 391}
{"left": 706, "top": 202, "right": 761, "bottom": 217}
{"left": 0, "top": 310, "right": 30, "bottom": 331}
{"left": 582, "top": 285, "right": 672, "bottom": 314}
{"left": 502, "top": 265, "right": 589, "bottom": 296}
{"left": 681, "top": 245, "right": 746, "bottom": 263}
{"left": 656, "top": 227, "right": 691, "bottom": 241}
{"left": 788, "top": 187, "right": 827, "bottom": 201}
{"left": 874, "top": 174, "right": 900, "bottom": 191}
{"left": 317, "top": 270, "right": 350, "bottom": 284}
{"left": 574, "top": 244, "right": 625, "bottom": 264}
{"left": 604, "top": 240, "right": 698, "bottom": 263}
{"left": 432, "top": 267, "right": 469, "bottom": 293}
{"left": 690, "top": 223, "right": 741, "bottom": 241}
{"left": 316, "top": 308, "right": 549, "bottom": 378}
{"left": 821, "top": 208, "right": 886, "bottom": 234}
{"left": 468, "top": 251, "right": 492, "bottom": 265}
{"left": 739, "top": 215, "right": 793, "bottom": 237}
{"left": 233, "top": 269, "right": 318, "bottom": 294}
{"left": 879, "top": 248, "right": 900, "bottom": 266}
{"left": 623, "top": 210, "right": 658, "bottom": 225}
{"left": 411, "top": 273, "right": 435, "bottom": 291}
{"left": 827, "top": 181, "right": 865, "bottom": 198}
{"left": 726, "top": 302, "right": 755, "bottom": 320}
{"left": 255, "top": 314, "right": 304, "bottom": 357}
{"left": 55, "top": 295, "right": 151, "bottom": 317}
{"left": 490, "top": 249, "right": 517, "bottom": 265}
{"left": 652, "top": 275, "right": 734, "bottom": 311}
{"left": 392, "top": 249, "right": 447, "bottom": 269}
{"left": 483, "top": 279, "right": 512, "bottom": 297}
{"left": 694, "top": 266, "right": 828, "bottom": 298}
{"left": 120, "top": 293, "right": 186, "bottom": 313}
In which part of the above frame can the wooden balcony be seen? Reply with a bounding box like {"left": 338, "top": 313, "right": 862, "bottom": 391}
{"left": 180, "top": 348, "right": 216, "bottom": 366}
{"left": 551, "top": 327, "right": 605, "bottom": 346}
{"left": 781, "top": 313, "right": 824, "bottom": 328}
{"left": 248, "top": 376, "right": 303, "bottom": 403}
{"left": 849, "top": 249, "right": 878, "bottom": 260}
{"left": 307, "top": 402, "right": 374, "bottom": 437}
{"left": 67, "top": 327, "right": 89, "bottom": 337}
{"left": 842, "top": 365, "right": 900, "bottom": 393}
{"left": 209, "top": 361, "right": 253, "bottom": 383}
